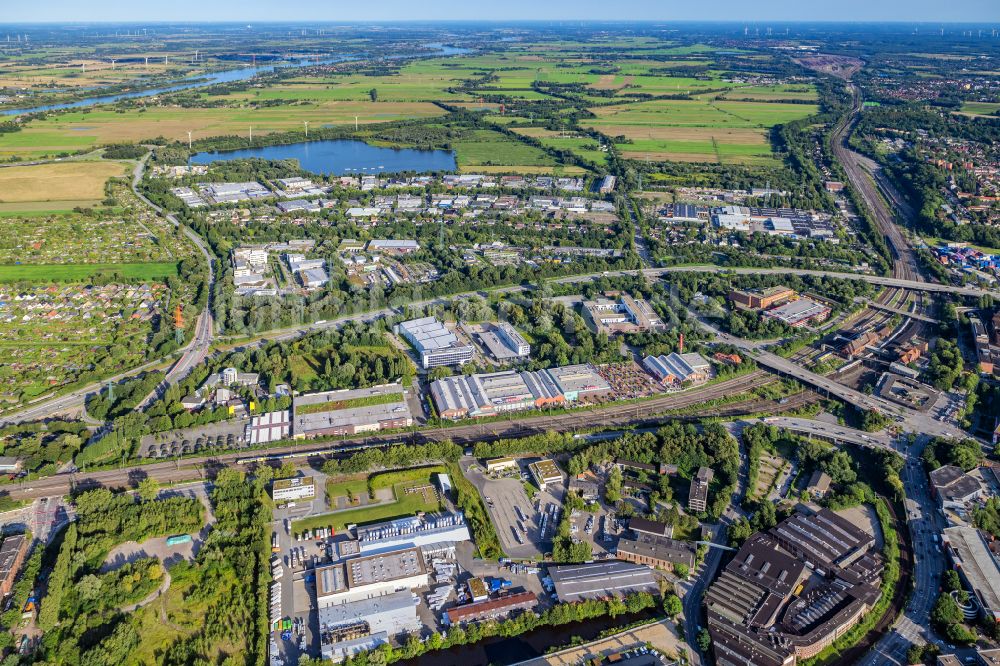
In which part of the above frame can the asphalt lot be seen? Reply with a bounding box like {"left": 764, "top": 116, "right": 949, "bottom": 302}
{"left": 462, "top": 457, "right": 565, "bottom": 559}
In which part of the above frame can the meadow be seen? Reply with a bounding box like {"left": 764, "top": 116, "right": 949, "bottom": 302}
{"left": 0, "top": 160, "right": 130, "bottom": 205}
{"left": 0, "top": 262, "right": 177, "bottom": 282}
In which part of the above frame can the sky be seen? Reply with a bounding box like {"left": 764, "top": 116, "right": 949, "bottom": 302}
{"left": 3, "top": 0, "right": 999, "bottom": 23}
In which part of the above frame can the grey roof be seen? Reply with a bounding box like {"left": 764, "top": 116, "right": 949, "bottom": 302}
{"left": 399, "top": 317, "right": 459, "bottom": 352}
{"left": 617, "top": 533, "right": 695, "bottom": 568}
{"left": 944, "top": 527, "right": 1000, "bottom": 617}
{"left": 549, "top": 561, "right": 659, "bottom": 602}
{"left": 293, "top": 384, "right": 411, "bottom": 434}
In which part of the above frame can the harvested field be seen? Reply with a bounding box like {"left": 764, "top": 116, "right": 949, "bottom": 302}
{"left": 0, "top": 161, "right": 129, "bottom": 203}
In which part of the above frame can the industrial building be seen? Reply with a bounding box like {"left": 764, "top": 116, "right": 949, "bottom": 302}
{"left": 478, "top": 322, "right": 531, "bottom": 360}
{"left": 366, "top": 239, "right": 420, "bottom": 254}
{"left": 763, "top": 298, "right": 831, "bottom": 328}
{"left": 315, "top": 547, "right": 429, "bottom": 606}
{"left": 245, "top": 410, "right": 291, "bottom": 446}
{"left": 0, "top": 534, "right": 27, "bottom": 598}
{"left": 443, "top": 591, "right": 538, "bottom": 626}
{"left": 545, "top": 364, "right": 612, "bottom": 402}
{"left": 943, "top": 527, "right": 1000, "bottom": 622}
{"left": 929, "top": 465, "right": 985, "bottom": 510}
{"left": 485, "top": 457, "right": 518, "bottom": 474}
{"left": 429, "top": 369, "right": 563, "bottom": 419}
{"left": 688, "top": 466, "right": 714, "bottom": 513}
{"left": 292, "top": 383, "right": 413, "bottom": 438}
{"left": 705, "top": 506, "right": 882, "bottom": 666}
{"left": 271, "top": 476, "right": 316, "bottom": 503}
{"left": 548, "top": 561, "right": 660, "bottom": 602}
{"left": 528, "top": 459, "right": 562, "bottom": 490}
{"left": 396, "top": 317, "right": 475, "bottom": 369}
{"left": 582, "top": 294, "right": 664, "bottom": 335}
{"left": 354, "top": 513, "right": 470, "bottom": 554}
{"left": 642, "top": 352, "right": 711, "bottom": 386}
{"left": 318, "top": 590, "right": 420, "bottom": 653}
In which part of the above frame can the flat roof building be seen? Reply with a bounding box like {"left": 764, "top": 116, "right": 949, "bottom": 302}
{"left": 479, "top": 322, "right": 531, "bottom": 360}
{"left": 688, "top": 466, "right": 714, "bottom": 513}
{"left": 930, "top": 465, "right": 985, "bottom": 510}
{"left": 366, "top": 239, "right": 420, "bottom": 254}
{"left": 354, "top": 513, "right": 470, "bottom": 554}
{"left": 583, "top": 295, "right": 663, "bottom": 335}
{"left": 245, "top": 410, "right": 291, "bottom": 446}
{"left": 546, "top": 364, "right": 612, "bottom": 402}
{"left": 293, "top": 384, "right": 413, "bottom": 438}
{"left": 485, "top": 457, "right": 518, "bottom": 473}
{"left": 316, "top": 547, "right": 429, "bottom": 606}
{"left": 318, "top": 589, "right": 420, "bottom": 637}
{"left": 943, "top": 527, "right": 1000, "bottom": 622}
{"left": 397, "top": 317, "right": 474, "bottom": 369}
{"left": 729, "top": 286, "right": 796, "bottom": 311}
{"left": 272, "top": 476, "right": 316, "bottom": 503}
{"left": 549, "top": 561, "right": 659, "bottom": 602}
{"left": 429, "top": 368, "right": 565, "bottom": 419}
{"left": 528, "top": 459, "right": 562, "bottom": 490}
{"left": 763, "top": 298, "right": 831, "bottom": 328}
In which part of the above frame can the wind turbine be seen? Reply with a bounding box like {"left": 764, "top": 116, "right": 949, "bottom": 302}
{"left": 304, "top": 121, "right": 309, "bottom": 138}
{"left": 188, "top": 131, "right": 193, "bottom": 150}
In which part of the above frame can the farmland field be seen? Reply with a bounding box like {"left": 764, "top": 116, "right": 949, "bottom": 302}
{"left": 0, "top": 160, "right": 130, "bottom": 204}
{"left": 959, "top": 101, "right": 1000, "bottom": 118}
{"left": 583, "top": 98, "right": 818, "bottom": 164}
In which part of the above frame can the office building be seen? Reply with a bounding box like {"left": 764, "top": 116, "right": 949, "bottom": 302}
{"left": 583, "top": 294, "right": 663, "bottom": 335}
{"left": 396, "top": 317, "right": 474, "bottom": 369}
{"left": 930, "top": 465, "right": 985, "bottom": 510}
{"left": 688, "top": 466, "right": 714, "bottom": 513}
{"left": 729, "top": 286, "right": 796, "bottom": 311}
{"left": 479, "top": 322, "right": 531, "bottom": 360}
{"left": 528, "top": 459, "right": 562, "bottom": 490}
{"left": 943, "top": 527, "right": 1000, "bottom": 622}
{"left": 272, "top": 476, "right": 316, "bottom": 503}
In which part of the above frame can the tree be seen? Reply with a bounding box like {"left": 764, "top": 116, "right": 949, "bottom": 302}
{"left": 369, "top": 88, "right": 378, "bottom": 102}
{"left": 931, "top": 592, "right": 963, "bottom": 628}
{"left": 277, "top": 460, "right": 296, "bottom": 479}
{"left": 137, "top": 477, "right": 159, "bottom": 503}
{"left": 943, "top": 569, "right": 962, "bottom": 593}
{"left": 605, "top": 465, "right": 622, "bottom": 503}
{"left": 696, "top": 628, "right": 711, "bottom": 652}
{"left": 672, "top": 562, "right": 689, "bottom": 579}
{"left": 663, "top": 593, "right": 682, "bottom": 618}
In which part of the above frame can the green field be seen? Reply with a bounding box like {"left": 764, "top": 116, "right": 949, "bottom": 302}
{"left": 452, "top": 128, "right": 557, "bottom": 167}
{"left": 0, "top": 262, "right": 178, "bottom": 283}
{"left": 959, "top": 101, "right": 1000, "bottom": 118}
{"left": 294, "top": 480, "right": 442, "bottom": 533}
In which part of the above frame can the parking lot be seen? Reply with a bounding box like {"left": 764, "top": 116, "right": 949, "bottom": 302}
{"left": 462, "top": 456, "right": 567, "bottom": 559}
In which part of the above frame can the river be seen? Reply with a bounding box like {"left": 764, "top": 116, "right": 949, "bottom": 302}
{"left": 1, "top": 43, "right": 469, "bottom": 117}
{"left": 396, "top": 608, "right": 661, "bottom": 666}
{"left": 189, "top": 139, "right": 456, "bottom": 176}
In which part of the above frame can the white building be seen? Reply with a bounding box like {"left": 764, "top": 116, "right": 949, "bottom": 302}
{"left": 396, "top": 317, "right": 474, "bottom": 369}
{"left": 272, "top": 476, "right": 316, "bottom": 503}
{"left": 315, "top": 547, "right": 429, "bottom": 605}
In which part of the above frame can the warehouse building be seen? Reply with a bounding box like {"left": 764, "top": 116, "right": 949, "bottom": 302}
{"left": 643, "top": 352, "right": 711, "bottom": 386}
{"left": 271, "top": 476, "right": 316, "bottom": 503}
{"left": 396, "top": 317, "right": 474, "bottom": 369}
{"left": 443, "top": 591, "right": 538, "bottom": 626}
{"left": 546, "top": 364, "right": 612, "bottom": 402}
{"left": 292, "top": 384, "right": 413, "bottom": 438}
{"left": 318, "top": 590, "right": 420, "bottom": 639}
{"left": 763, "top": 298, "right": 831, "bottom": 328}
{"left": 0, "top": 534, "right": 27, "bottom": 598}
{"left": 548, "top": 561, "right": 659, "bottom": 602}
{"left": 316, "top": 547, "right": 429, "bottom": 606}
{"left": 429, "top": 369, "right": 564, "bottom": 419}
{"left": 943, "top": 526, "right": 1000, "bottom": 622}
{"left": 355, "top": 513, "right": 470, "bottom": 554}
{"left": 245, "top": 410, "right": 291, "bottom": 446}
{"left": 485, "top": 457, "right": 518, "bottom": 474}
{"left": 366, "top": 239, "right": 420, "bottom": 254}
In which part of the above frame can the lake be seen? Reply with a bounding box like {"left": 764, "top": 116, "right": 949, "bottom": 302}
{"left": 189, "top": 139, "right": 457, "bottom": 176}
